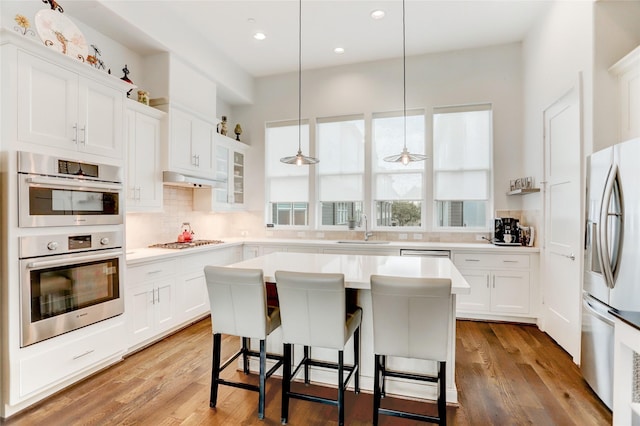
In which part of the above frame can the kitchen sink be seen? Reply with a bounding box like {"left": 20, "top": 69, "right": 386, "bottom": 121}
{"left": 336, "top": 240, "right": 390, "bottom": 244}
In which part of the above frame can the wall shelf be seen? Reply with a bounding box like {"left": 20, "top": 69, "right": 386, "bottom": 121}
{"left": 507, "top": 188, "right": 540, "bottom": 196}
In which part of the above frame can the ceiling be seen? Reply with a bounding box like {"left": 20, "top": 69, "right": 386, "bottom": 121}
{"left": 72, "top": 0, "right": 553, "bottom": 78}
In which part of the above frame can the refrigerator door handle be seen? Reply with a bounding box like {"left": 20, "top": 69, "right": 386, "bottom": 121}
{"left": 598, "top": 164, "right": 624, "bottom": 289}
{"left": 583, "top": 296, "right": 615, "bottom": 327}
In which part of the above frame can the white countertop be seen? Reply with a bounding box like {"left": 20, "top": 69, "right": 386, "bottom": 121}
{"left": 227, "top": 251, "right": 471, "bottom": 293}
{"left": 126, "top": 238, "right": 538, "bottom": 265}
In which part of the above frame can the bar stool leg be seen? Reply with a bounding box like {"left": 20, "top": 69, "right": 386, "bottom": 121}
{"left": 354, "top": 325, "right": 360, "bottom": 393}
{"left": 338, "top": 350, "right": 345, "bottom": 426}
{"left": 439, "top": 361, "right": 447, "bottom": 426}
{"left": 258, "top": 339, "right": 267, "bottom": 420}
{"left": 281, "top": 343, "right": 292, "bottom": 425}
{"left": 373, "top": 354, "right": 381, "bottom": 426}
{"left": 303, "top": 345, "right": 310, "bottom": 384}
{"left": 242, "top": 337, "right": 250, "bottom": 374}
{"left": 381, "top": 355, "right": 387, "bottom": 397}
{"left": 210, "top": 333, "right": 222, "bottom": 408}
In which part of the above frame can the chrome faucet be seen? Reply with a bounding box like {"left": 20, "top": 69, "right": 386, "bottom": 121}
{"left": 361, "top": 214, "right": 374, "bottom": 241}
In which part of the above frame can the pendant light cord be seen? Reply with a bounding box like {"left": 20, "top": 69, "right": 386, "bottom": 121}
{"left": 298, "top": 0, "right": 302, "bottom": 153}
{"left": 402, "top": 0, "right": 407, "bottom": 150}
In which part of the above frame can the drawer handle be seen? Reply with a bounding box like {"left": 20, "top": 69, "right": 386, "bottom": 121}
{"left": 72, "top": 349, "right": 95, "bottom": 360}
{"left": 147, "top": 270, "right": 163, "bottom": 274}
{"left": 465, "top": 259, "right": 480, "bottom": 262}
{"left": 503, "top": 260, "right": 519, "bottom": 263}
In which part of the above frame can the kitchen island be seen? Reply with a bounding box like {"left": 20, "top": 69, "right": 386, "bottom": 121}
{"left": 227, "top": 251, "right": 471, "bottom": 403}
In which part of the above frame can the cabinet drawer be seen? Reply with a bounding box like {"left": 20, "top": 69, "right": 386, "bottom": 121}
{"left": 453, "top": 253, "right": 530, "bottom": 269}
{"left": 128, "top": 259, "right": 177, "bottom": 284}
{"left": 19, "top": 322, "right": 124, "bottom": 398}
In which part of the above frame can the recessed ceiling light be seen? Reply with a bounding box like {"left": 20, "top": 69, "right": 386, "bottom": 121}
{"left": 253, "top": 32, "right": 266, "bottom": 41}
{"left": 334, "top": 47, "right": 345, "bottom": 54}
{"left": 370, "top": 10, "right": 385, "bottom": 20}
{"left": 247, "top": 18, "right": 256, "bottom": 24}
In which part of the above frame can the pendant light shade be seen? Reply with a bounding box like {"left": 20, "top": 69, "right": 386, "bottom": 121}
{"left": 280, "top": 0, "right": 318, "bottom": 165}
{"left": 383, "top": 0, "right": 427, "bottom": 165}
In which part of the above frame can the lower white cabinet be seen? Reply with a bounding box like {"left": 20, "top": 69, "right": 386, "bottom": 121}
{"left": 127, "top": 246, "right": 243, "bottom": 351}
{"left": 127, "top": 259, "right": 178, "bottom": 349}
{"left": 453, "top": 252, "right": 538, "bottom": 321}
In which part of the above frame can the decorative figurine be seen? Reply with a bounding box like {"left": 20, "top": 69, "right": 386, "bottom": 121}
{"left": 234, "top": 124, "right": 242, "bottom": 141}
{"left": 120, "top": 64, "right": 133, "bottom": 98}
{"left": 14, "top": 14, "right": 35, "bottom": 36}
{"left": 137, "top": 90, "right": 149, "bottom": 106}
{"left": 219, "top": 116, "right": 228, "bottom": 136}
{"left": 43, "top": 0, "right": 64, "bottom": 13}
{"left": 87, "top": 44, "right": 105, "bottom": 70}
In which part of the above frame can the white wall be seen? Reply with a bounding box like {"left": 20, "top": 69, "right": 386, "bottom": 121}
{"left": 234, "top": 43, "right": 525, "bottom": 232}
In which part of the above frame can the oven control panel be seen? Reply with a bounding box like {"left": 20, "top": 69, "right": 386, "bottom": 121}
{"left": 19, "top": 231, "right": 123, "bottom": 258}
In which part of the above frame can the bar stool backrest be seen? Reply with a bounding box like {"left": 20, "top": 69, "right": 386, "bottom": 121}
{"left": 370, "top": 275, "right": 452, "bottom": 361}
{"left": 204, "top": 266, "right": 269, "bottom": 339}
{"left": 275, "top": 271, "right": 346, "bottom": 350}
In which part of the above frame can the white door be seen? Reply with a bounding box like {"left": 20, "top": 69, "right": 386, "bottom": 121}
{"left": 542, "top": 78, "right": 583, "bottom": 361}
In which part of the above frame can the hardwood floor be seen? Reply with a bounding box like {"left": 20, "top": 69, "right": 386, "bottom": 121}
{"left": 3, "top": 319, "right": 612, "bottom": 425}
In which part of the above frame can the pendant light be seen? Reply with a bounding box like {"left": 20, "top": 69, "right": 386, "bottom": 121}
{"left": 280, "top": 0, "right": 319, "bottom": 165}
{"left": 383, "top": 0, "right": 427, "bottom": 165}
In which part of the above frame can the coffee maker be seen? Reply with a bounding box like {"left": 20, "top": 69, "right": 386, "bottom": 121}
{"left": 494, "top": 217, "right": 520, "bottom": 245}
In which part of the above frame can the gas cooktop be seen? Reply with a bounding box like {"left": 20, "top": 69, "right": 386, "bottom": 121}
{"left": 149, "top": 240, "right": 225, "bottom": 249}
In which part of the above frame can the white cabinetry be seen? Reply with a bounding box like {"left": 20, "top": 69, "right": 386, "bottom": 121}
{"left": 16, "top": 51, "right": 124, "bottom": 159}
{"left": 453, "top": 252, "right": 538, "bottom": 322}
{"left": 611, "top": 45, "right": 640, "bottom": 142}
{"left": 126, "top": 100, "right": 165, "bottom": 211}
{"left": 127, "top": 260, "right": 178, "bottom": 349}
{"left": 159, "top": 105, "right": 215, "bottom": 178}
{"left": 194, "top": 134, "right": 249, "bottom": 211}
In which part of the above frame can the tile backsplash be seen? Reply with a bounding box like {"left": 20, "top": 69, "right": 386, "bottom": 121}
{"left": 126, "top": 187, "right": 540, "bottom": 248}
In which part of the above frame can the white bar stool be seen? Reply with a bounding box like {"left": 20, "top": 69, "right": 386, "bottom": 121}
{"left": 274, "top": 270, "right": 362, "bottom": 426}
{"left": 204, "top": 266, "right": 283, "bottom": 420}
{"left": 370, "top": 275, "right": 452, "bottom": 425}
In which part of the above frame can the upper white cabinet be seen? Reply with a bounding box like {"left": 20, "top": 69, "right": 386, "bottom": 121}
{"left": 16, "top": 51, "right": 125, "bottom": 159}
{"left": 194, "top": 133, "right": 249, "bottom": 211}
{"left": 611, "top": 45, "right": 640, "bottom": 142}
{"left": 126, "top": 100, "right": 165, "bottom": 211}
{"left": 159, "top": 105, "right": 215, "bottom": 178}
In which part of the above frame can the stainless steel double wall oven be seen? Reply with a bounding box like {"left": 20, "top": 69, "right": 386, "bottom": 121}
{"left": 17, "top": 151, "right": 125, "bottom": 347}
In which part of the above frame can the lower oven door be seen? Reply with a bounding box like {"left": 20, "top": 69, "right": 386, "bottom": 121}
{"left": 20, "top": 248, "right": 124, "bottom": 347}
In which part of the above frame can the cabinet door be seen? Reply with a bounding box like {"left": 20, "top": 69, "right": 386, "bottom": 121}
{"left": 129, "top": 283, "right": 156, "bottom": 346}
{"left": 179, "top": 270, "right": 209, "bottom": 321}
{"left": 78, "top": 77, "right": 123, "bottom": 158}
{"left": 232, "top": 150, "right": 244, "bottom": 205}
{"left": 214, "top": 143, "right": 230, "bottom": 205}
{"left": 169, "top": 109, "right": 196, "bottom": 172}
{"left": 456, "top": 270, "right": 491, "bottom": 313}
{"left": 619, "top": 63, "right": 640, "bottom": 141}
{"left": 491, "top": 270, "right": 530, "bottom": 314}
{"left": 191, "top": 117, "right": 214, "bottom": 175}
{"left": 155, "top": 278, "right": 176, "bottom": 331}
{"left": 128, "top": 111, "right": 162, "bottom": 211}
{"left": 17, "top": 52, "right": 78, "bottom": 150}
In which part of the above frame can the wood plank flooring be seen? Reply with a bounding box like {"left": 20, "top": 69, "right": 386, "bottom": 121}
{"left": 3, "top": 319, "right": 612, "bottom": 425}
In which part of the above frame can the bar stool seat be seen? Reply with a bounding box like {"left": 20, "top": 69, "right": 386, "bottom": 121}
{"left": 204, "top": 266, "right": 284, "bottom": 420}
{"left": 370, "top": 274, "right": 452, "bottom": 425}
{"left": 274, "top": 270, "right": 362, "bottom": 426}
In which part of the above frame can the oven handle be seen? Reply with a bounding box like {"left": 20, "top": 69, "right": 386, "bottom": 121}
{"left": 26, "top": 251, "right": 124, "bottom": 269}
{"left": 26, "top": 176, "right": 123, "bottom": 191}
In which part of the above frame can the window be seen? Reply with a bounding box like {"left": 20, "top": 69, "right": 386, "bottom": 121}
{"left": 372, "top": 111, "right": 425, "bottom": 228}
{"left": 265, "top": 121, "right": 310, "bottom": 226}
{"left": 433, "top": 104, "right": 492, "bottom": 229}
{"left": 317, "top": 116, "right": 365, "bottom": 226}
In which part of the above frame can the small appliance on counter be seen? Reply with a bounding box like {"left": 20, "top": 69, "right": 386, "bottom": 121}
{"left": 493, "top": 217, "right": 521, "bottom": 246}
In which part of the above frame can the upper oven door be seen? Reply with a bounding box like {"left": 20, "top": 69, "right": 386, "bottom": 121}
{"left": 19, "top": 173, "right": 123, "bottom": 227}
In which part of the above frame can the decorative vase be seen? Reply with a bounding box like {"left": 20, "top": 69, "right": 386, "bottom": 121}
{"left": 219, "top": 116, "right": 228, "bottom": 136}
{"left": 234, "top": 124, "right": 242, "bottom": 141}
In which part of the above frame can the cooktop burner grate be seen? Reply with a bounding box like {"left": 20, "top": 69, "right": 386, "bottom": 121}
{"left": 149, "top": 240, "right": 225, "bottom": 249}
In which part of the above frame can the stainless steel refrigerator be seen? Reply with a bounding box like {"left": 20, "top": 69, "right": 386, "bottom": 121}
{"left": 582, "top": 137, "right": 640, "bottom": 410}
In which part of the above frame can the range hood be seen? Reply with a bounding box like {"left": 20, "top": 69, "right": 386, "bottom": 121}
{"left": 162, "top": 171, "right": 226, "bottom": 188}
